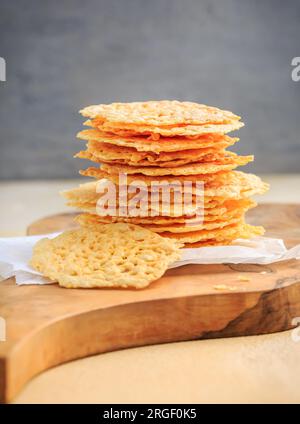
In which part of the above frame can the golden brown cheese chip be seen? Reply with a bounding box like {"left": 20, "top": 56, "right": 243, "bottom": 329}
{"left": 67, "top": 200, "right": 252, "bottom": 218}
{"left": 64, "top": 196, "right": 245, "bottom": 212}
{"left": 62, "top": 180, "right": 258, "bottom": 204}
{"left": 77, "top": 128, "right": 239, "bottom": 153}
{"left": 75, "top": 202, "right": 250, "bottom": 226}
{"left": 72, "top": 170, "right": 268, "bottom": 200}
{"left": 73, "top": 216, "right": 264, "bottom": 245}
{"left": 30, "top": 224, "right": 182, "bottom": 289}
{"left": 79, "top": 167, "right": 230, "bottom": 184}
{"left": 82, "top": 169, "right": 268, "bottom": 197}
{"left": 76, "top": 149, "right": 225, "bottom": 168}
{"left": 76, "top": 211, "right": 243, "bottom": 231}
{"left": 75, "top": 213, "right": 219, "bottom": 227}
{"left": 75, "top": 140, "right": 228, "bottom": 168}
{"left": 159, "top": 222, "right": 264, "bottom": 243}
{"left": 75, "top": 148, "right": 223, "bottom": 168}
{"left": 80, "top": 100, "right": 241, "bottom": 126}
{"left": 66, "top": 193, "right": 255, "bottom": 212}
{"left": 68, "top": 199, "right": 200, "bottom": 217}
{"left": 99, "top": 153, "right": 254, "bottom": 176}
{"left": 75, "top": 198, "right": 255, "bottom": 230}
{"left": 94, "top": 120, "right": 244, "bottom": 137}
{"left": 60, "top": 181, "right": 100, "bottom": 202}
{"left": 203, "top": 171, "right": 269, "bottom": 197}
{"left": 127, "top": 216, "right": 243, "bottom": 233}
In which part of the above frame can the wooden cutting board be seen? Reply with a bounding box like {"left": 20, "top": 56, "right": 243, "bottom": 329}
{"left": 1, "top": 203, "right": 300, "bottom": 403}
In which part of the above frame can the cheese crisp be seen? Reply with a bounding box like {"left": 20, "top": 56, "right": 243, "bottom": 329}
{"left": 30, "top": 224, "right": 182, "bottom": 289}
{"left": 77, "top": 128, "right": 239, "bottom": 153}
{"left": 80, "top": 100, "right": 241, "bottom": 126}
{"left": 80, "top": 101, "right": 244, "bottom": 136}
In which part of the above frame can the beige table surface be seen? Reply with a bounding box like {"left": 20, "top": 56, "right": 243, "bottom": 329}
{"left": 1, "top": 174, "right": 300, "bottom": 404}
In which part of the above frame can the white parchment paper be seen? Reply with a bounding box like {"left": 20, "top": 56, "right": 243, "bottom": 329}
{"left": 0, "top": 233, "right": 300, "bottom": 285}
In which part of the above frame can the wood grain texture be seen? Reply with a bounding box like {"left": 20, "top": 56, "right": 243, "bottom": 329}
{"left": 1, "top": 203, "right": 300, "bottom": 403}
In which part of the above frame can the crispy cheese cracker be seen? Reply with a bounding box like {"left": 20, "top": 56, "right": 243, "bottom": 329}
{"left": 75, "top": 140, "right": 228, "bottom": 167}
{"left": 80, "top": 100, "right": 241, "bottom": 126}
{"left": 160, "top": 222, "right": 264, "bottom": 243}
{"left": 77, "top": 128, "right": 239, "bottom": 153}
{"left": 30, "top": 224, "right": 182, "bottom": 289}
{"left": 91, "top": 120, "right": 244, "bottom": 137}
{"left": 98, "top": 153, "right": 253, "bottom": 176}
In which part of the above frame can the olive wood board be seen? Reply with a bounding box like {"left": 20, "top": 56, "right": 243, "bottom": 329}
{"left": 1, "top": 203, "right": 300, "bottom": 403}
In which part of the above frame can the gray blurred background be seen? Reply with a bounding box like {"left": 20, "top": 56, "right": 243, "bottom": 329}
{"left": 0, "top": 0, "right": 299, "bottom": 179}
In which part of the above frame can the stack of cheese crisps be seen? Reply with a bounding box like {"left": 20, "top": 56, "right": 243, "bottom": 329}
{"left": 63, "top": 100, "right": 269, "bottom": 247}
